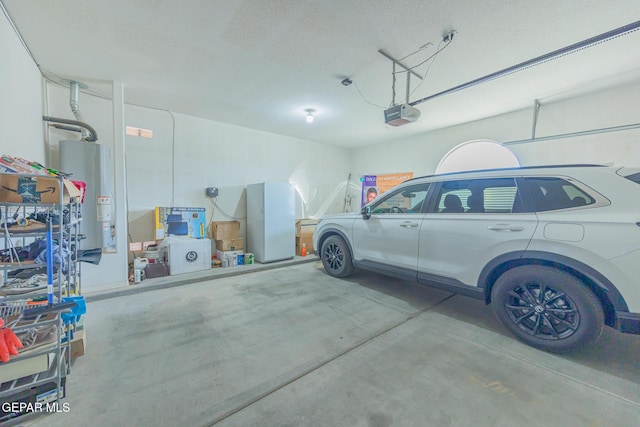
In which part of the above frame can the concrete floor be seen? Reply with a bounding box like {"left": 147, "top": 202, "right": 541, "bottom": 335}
{"left": 29, "top": 259, "right": 640, "bottom": 427}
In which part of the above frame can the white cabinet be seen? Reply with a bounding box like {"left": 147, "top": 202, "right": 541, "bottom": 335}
{"left": 246, "top": 183, "right": 295, "bottom": 263}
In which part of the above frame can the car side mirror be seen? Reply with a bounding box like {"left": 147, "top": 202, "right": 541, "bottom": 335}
{"left": 361, "top": 205, "right": 371, "bottom": 220}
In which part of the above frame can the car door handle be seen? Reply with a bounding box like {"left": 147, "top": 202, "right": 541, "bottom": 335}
{"left": 488, "top": 224, "right": 525, "bottom": 232}
{"left": 400, "top": 222, "right": 419, "bottom": 228}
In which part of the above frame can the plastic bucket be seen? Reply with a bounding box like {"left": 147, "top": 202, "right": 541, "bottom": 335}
{"left": 144, "top": 245, "right": 162, "bottom": 263}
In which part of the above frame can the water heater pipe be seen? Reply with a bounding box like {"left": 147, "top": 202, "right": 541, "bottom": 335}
{"left": 42, "top": 116, "right": 98, "bottom": 142}
{"left": 69, "top": 81, "right": 90, "bottom": 140}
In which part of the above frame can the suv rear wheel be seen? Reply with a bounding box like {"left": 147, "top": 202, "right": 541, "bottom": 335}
{"left": 320, "top": 235, "right": 355, "bottom": 278}
{"left": 491, "top": 265, "right": 604, "bottom": 353}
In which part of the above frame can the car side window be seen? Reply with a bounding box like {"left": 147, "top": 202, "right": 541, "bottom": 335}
{"left": 522, "top": 177, "right": 595, "bottom": 212}
{"left": 433, "top": 178, "right": 520, "bottom": 213}
{"left": 370, "top": 183, "right": 430, "bottom": 214}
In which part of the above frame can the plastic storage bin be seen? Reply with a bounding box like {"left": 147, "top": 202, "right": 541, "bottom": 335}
{"left": 61, "top": 296, "right": 87, "bottom": 342}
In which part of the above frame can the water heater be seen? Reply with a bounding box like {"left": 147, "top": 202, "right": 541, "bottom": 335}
{"left": 59, "top": 140, "right": 115, "bottom": 250}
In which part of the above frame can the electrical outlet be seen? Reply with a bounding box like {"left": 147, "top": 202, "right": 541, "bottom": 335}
{"left": 205, "top": 187, "right": 219, "bottom": 198}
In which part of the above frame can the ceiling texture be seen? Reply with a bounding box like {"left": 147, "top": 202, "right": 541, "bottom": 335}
{"left": 2, "top": 0, "right": 640, "bottom": 148}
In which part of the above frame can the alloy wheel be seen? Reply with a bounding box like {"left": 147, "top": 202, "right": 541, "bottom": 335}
{"left": 504, "top": 281, "right": 580, "bottom": 340}
{"left": 323, "top": 241, "right": 344, "bottom": 272}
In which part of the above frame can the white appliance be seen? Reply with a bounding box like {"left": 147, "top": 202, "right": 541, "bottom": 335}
{"left": 60, "top": 139, "right": 114, "bottom": 250}
{"left": 159, "top": 237, "right": 211, "bottom": 275}
{"left": 384, "top": 103, "right": 421, "bottom": 126}
{"left": 247, "top": 182, "right": 295, "bottom": 263}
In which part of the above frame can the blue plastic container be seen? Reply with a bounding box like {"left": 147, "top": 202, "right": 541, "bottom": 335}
{"left": 61, "top": 296, "right": 86, "bottom": 342}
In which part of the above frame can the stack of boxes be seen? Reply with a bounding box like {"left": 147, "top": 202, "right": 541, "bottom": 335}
{"left": 295, "top": 218, "right": 319, "bottom": 256}
{"left": 209, "top": 219, "right": 319, "bottom": 263}
{"left": 210, "top": 221, "right": 246, "bottom": 266}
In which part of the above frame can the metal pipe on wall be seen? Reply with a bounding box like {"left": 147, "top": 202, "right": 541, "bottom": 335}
{"left": 502, "top": 122, "right": 640, "bottom": 146}
{"left": 42, "top": 116, "right": 98, "bottom": 142}
{"left": 68, "top": 81, "right": 90, "bottom": 140}
{"left": 531, "top": 100, "right": 541, "bottom": 139}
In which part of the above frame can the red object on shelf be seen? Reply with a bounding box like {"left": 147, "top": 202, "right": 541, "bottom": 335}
{"left": 71, "top": 180, "right": 86, "bottom": 203}
{"left": 0, "top": 319, "right": 24, "bottom": 363}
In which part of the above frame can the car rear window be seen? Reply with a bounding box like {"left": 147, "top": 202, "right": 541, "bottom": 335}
{"left": 521, "top": 177, "right": 595, "bottom": 212}
{"left": 616, "top": 168, "right": 640, "bottom": 184}
{"left": 624, "top": 172, "right": 640, "bottom": 184}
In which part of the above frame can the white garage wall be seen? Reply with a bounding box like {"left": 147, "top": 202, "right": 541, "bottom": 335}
{"left": 350, "top": 108, "right": 531, "bottom": 180}
{"left": 43, "top": 88, "right": 351, "bottom": 291}
{"left": 507, "top": 80, "right": 640, "bottom": 165}
{"left": 350, "top": 79, "right": 640, "bottom": 184}
{"left": 0, "top": 14, "right": 43, "bottom": 160}
{"left": 124, "top": 105, "right": 351, "bottom": 246}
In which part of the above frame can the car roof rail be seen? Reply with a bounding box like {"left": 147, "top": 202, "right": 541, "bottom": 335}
{"left": 405, "top": 164, "right": 609, "bottom": 182}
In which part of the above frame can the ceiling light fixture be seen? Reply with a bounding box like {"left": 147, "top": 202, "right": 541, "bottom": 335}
{"left": 305, "top": 109, "right": 315, "bottom": 123}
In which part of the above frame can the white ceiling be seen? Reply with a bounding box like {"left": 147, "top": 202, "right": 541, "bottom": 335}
{"left": 3, "top": 0, "right": 640, "bottom": 148}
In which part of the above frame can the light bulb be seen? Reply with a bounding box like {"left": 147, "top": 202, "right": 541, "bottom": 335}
{"left": 306, "top": 112, "right": 314, "bottom": 123}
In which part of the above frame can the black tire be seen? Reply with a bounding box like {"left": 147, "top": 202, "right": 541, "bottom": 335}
{"left": 320, "top": 235, "right": 355, "bottom": 278}
{"left": 491, "top": 265, "right": 603, "bottom": 353}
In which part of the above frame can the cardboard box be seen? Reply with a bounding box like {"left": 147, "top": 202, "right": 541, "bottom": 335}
{"left": 71, "top": 330, "right": 86, "bottom": 359}
{"left": 296, "top": 235, "right": 314, "bottom": 256}
{"left": 296, "top": 218, "right": 319, "bottom": 236}
{"left": 210, "top": 221, "right": 240, "bottom": 240}
{"left": 215, "top": 238, "right": 243, "bottom": 251}
{"left": 216, "top": 249, "right": 244, "bottom": 266}
{"left": 70, "top": 329, "right": 86, "bottom": 360}
{"left": 155, "top": 207, "right": 206, "bottom": 239}
{"left": 0, "top": 174, "right": 82, "bottom": 204}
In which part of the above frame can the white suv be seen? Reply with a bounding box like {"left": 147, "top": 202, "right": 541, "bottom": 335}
{"left": 313, "top": 165, "right": 640, "bottom": 352}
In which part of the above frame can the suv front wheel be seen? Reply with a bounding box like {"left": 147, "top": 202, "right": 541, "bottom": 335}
{"left": 491, "top": 265, "right": 604, "bottom": 353}
{"left": 320, "top": 235, "right": 355, "bottom": 278}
